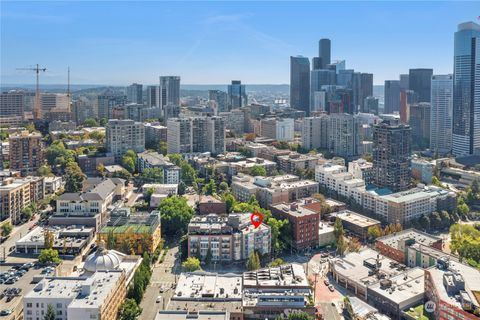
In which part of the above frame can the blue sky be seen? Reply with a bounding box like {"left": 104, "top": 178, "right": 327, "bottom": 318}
{"left": 1, "top": 1, "right": 478, "bottom": 85}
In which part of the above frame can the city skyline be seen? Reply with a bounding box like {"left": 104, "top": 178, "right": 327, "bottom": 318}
{"left": 1, "top": 1, "right": 478, "bottom": 85}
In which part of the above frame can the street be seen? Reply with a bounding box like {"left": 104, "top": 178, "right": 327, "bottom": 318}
{"left": 1, "top": 216, "right": 39, "bottom": 263}
{"left": 140, "top": 245, "right": 180, "bottom": 320}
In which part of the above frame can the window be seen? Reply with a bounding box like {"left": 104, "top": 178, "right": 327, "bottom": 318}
{"left": 56, "top": 303, "right": 62, "bottom": 308}
{"left": 27, "top": 303, "right": 32, "bottom": 308}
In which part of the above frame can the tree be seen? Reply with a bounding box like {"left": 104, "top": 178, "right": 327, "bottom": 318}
{"left": 158, "top": 196, "right": 194, "bottom": 236}
{"left": 362, "top": 153, "right": 373, "bottom": 163}
{"left": 158, "top": 141, "right": 167, "bottom": 155}
{"left": 122, "top": 150, "right": 137, "bottom": 174}
{"left": 113, "top": 169, "right": 133, "bottom": 181}
{"left": 182, "top": 257, "right": 201, "bottom": 272}
{"left": 432, "top": 176, "right": 445, "bottom": 188}
{"left": 1, "top": 222, "right": 13, "bottom": 237}
{"left": 333, "top": 217, "right": 344, "bottom": 241}
{"left": 418, "top": 214, "right": 431, "bottom": 230}
{"left": 64, "top": 162, "right": 86, "bottom": 192}
{"left": 250, "top": 165, "right": 267, "bottom": 176}
{"left": 205, "top": 247, "right": 213, "bottom": 265}
{"left": 457, "top": 197, "right": 470, "bottom": 217}
{"left": 97, "top": 163, "right": 106, "bottom": 177}
{"left": 99, "top": 118, "right": 108, "bottom": 126}
{"left": 46, "top": 140, "right": 76, "bottom": 170}
{"left": 367, "top": 225, "right": 382, "bottom": 240}
{"left": 268, "top": 258, "right": 285, "bottom": 267}
{"left": 44, "top": 304, "right": 55, "bottom": 320}
{"left": 202, "top": 179, "right": 217, "bottom": 196}
{"left": 219, "top": 181, "right": 229, "bottom": 193}
{"left": 246, "top": 251, "right": 261, "bottom": 271}
{"left": 141, "top": 168, "right": 164, "bottom": 184}
{"left": 245, "top": 133, "right": 256, "bottom": 141}
{"left": 268, "top": 217, "right": 289, "bottom": 257}
{"left": 336, "top": 235, "right": 347, "bottom": 256}
{"left": 439, "top": 210, "right": 451, "bottom": 228}
{"left": 38, "top": 249, "right": 61, "bottom": 264}
{"left": 118, "top": 298, "right": 142, "bottom": 320}
{"left": 430, "top": 212, "right": 443, "bottom": 230}
{"left": 222, "top": 193, "right": 236, "bottom": 213}
{"left": 37, "top": 165, "right": 53, "bottom": 177}
{"left": 348, "top": 237, "right": 362, "bottom": 253}
{"left": 21, "top": 206, "right": 33, "bottom": 221}
{"left": 83, "top": 118, "right": 99, "bottom": 127}
{"left": 286, "top": 311, "right": 314, "bottom": 320}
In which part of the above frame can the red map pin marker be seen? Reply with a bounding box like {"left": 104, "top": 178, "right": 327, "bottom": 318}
{"left": 250, "top": 212, "right": 263, "bottom": 229}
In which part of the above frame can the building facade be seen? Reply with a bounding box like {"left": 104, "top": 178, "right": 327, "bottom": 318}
{"left": 290, "top": 56, "right": 310, "bottom": 115}
{"left": 106, "top": 119, "right": 145, "bottom": 161}
{"left": 430, "top": 74, "right": 453, "bottom": 154}
{"left": 9, "top": 131, "right": 43, "bottom": 176}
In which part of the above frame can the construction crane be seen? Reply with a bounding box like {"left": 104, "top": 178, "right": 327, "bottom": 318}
{"left": 16, "top": 64, "right": 47, "bottom": 120}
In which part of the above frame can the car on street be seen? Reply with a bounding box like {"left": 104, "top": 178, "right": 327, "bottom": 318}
{"left": 324, "top": 279, "right": 329, "bottom": 286}
{"left": 0, "top": 309, "right": 13, "bottom": 316}
{"left": 156, "top": 296, "right": 163, "bottom": 303}
{"left": 328, "top": 285, "right": 335, "bottom": 292}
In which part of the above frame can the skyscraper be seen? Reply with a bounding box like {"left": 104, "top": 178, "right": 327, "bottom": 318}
{"left": 106, "top": 119, "right": 145, "bottom": 160}
{"left": 310, "top": 69, "right": 336, "bottom": 109}
{"left": 409, "top": 68, "right": 433, "bottom": 103}
{"left": 227, "top": 81, "right": 247, "bottom": 110}
{"left": 97, "top": 92, "right": 127, "bottom": 120}
{"left": 399, "top": 74, "right": 409, "bottom": 91}
{"left": 126, "top": 83, "right": 143, "bottom": 104}
{"left": 399, "top": 90, "right": 418, "bottom": 123}
{"left": 373, "top": 117, "right": 411, "bottom": 192}
{"left": 146, "top": 85, "right": 157, "bottom": 108}
{"left": 384, "top": 80, "right": 401, "bottom": 114}
{"left": 452, "top": 22, "right": 480, "bottom": 156}
{"left": 159, "top": 76, "right": 180, "bottom": 111}
{"left": 364, "top": 96, "right": 379, "bottom": 115}
{"left": 0, "top": 91, "right": 24, "bottom": 125}
{"left": 290, "top": 56, "right": 310, "bottom": 115}
{"left": 318, "top": 38, "right": 331, "bottom": 69}
{"left": 430, "top": 74, "right": 453, "bottom": 154}
{"left": 409, "top": 102, "right": 431, "bottom": 150}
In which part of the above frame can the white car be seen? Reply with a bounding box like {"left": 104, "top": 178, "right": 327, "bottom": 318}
{"left": 156, "top": 296, "right": 163, "bottom": 303}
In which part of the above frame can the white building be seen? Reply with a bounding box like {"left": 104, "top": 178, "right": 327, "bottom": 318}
{"left": 260, "top": 118, "right": 294, "bottom": 141}
{"left": 106, "top": 119, "right": 145, "bottom": 161}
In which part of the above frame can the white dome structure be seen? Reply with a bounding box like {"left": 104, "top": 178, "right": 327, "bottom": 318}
{"left": 83, "top": 242, "right": 121, "bottom": 273}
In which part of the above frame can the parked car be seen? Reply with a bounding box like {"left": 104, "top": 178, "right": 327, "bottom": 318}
{"left": 324, "top": 279, "right": 329, "bottom": 286}
{"left": 156, "top": 296, "right": 163, "bottom": 304}
{"left": 328, "top": 285, "right": 335, "bottom": 292}
{"left": 0, "top": 309, "right": 13, "bottom": 316}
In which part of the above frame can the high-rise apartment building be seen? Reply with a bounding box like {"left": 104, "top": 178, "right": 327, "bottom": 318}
{"left": 260, "top": 118, "right": 295, "bottom": 142}
{"left": 373, "top": 118, "right": 411, "bottom": 192}
{"left": 290, "top": 56, "right": 310, "bottom": 115}
{"left": 302, "top": 116, "right": 328, "bottom": 150}
{"left": 409, "top": 68, "right": 433, "bottom": 103}
{"left": 9, "top": 131, "right": 43, "bottom": 176}
{"left": 327, "top": 113, "right": 360, "bottom": 158}
{"left": 167, "top": 116, "right": 225, "bottom": 155}
{"left": 209, "top": 89, "right": 228, "bottom": 112}
{"left": 452, "top": 22, "right": 480, "bottom": 156}
{"left": 384, "top": 80, "right": 401, "bottom": 114}
{"left": 126, "top": 83, "right": 143, "bottom": 104}
{"left": 159, "top": 76, "right": 181, "bottom": 113}
{"left": 430, "top": 74, "right": 453, "bottom": 154}
{"left": 227, "top": 80, "right": 247, "bottom": 110}
{"left": 399, "top": 90, "right": 418, "bottom": 124}
{"left": 358, "top": 73, "right": 374, "bottom": 112}
{"left": 106, "top": 119, "right": 145, "bottom": 160}
{"left": 409, "top": 103, "right": 431, "bottom": 150}
{"left": 146, "top": 85, "right": 158, "bottom": 108}
{"left": 97, "top": 93, "right": 127, "bottom": 120}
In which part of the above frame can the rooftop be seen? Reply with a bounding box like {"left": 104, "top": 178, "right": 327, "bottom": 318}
{"left": 173, "top": 272, "right": 242, "bottom": 301}
{"left": 368, "top": 267, "right": 425, "bottom": 304}
{"left": 243, "top": 263, "right": 309, "bottom": 288}
{"left": 331, "top": 210, "right": 380, "bottom": 228}
{"left": 376, "top": 229, "right": 441, "bottom": 249}
{"left": 25, "top": 271, "right": 124, "bottom": 310}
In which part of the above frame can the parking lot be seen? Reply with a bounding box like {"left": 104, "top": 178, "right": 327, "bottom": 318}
{"left": 0, "top": 263, "right": 45, "bottom": 320}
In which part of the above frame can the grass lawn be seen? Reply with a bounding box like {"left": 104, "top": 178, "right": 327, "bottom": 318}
{"left": 405, "top": 304, "right": 435, "bottom": 320}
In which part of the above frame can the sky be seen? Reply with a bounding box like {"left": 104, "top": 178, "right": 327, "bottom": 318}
{"left": 0, "top": 1, "right": 478, "bottom": 86}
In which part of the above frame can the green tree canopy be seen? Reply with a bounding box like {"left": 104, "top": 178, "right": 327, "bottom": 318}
{"left": 202, "top": 179, "right": 217, "bottom": 195}
{"left": 158, "top": 196, "right": 194, "bottom": 236}
{"left": 83, "top": 118, "right": 99, "bottom": 127}
{"left": 64, "top": 162, "right": 86, "bottom": 192}
{"left": 118, "top": 298, "right": 142, "bottom": 320}
{"left": 249, "top": 165, "right": 267, "bottom": 176}
{"left": 182, "top": 257, "right": 201, "bottom": 272}
{"left": 246, "top": 251, "right": 261, "bottom": 271}
{"left": 44, "top": 304, "right": 56, "bottom": 320}
{"left": 38, "top": 249, "right": 61, "bottom": 264}
{"left": 122, "top": 150, "right": 137, "bottom": 173}
{"left": 1, "top": 222, "right": 13, "bottom": 237}
{"left": 141, "top": 168, "right": 164, "bottom": 184}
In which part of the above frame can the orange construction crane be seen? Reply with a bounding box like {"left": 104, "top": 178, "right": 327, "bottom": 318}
{"left": 17, "top": 64, "right": 47, "bottom": 120}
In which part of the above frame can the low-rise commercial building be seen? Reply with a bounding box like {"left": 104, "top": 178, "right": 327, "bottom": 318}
{"left": 198, "top": 195, "right": 227, "bottom": 215}
{"left": 242, "top": 263, "right": 315, "bottom": 320}
{"left": 44, "top": 176, "right": 63, "bottom": 194}
{"left": 425, "top": 257, "right": 480, "bottom": 320}
{"left": 187, "top": 213, "right": 271, "bottom": 262}
{"left": 318, "top": 223, "right": 335, "bottom": 247}
{"left": 375, "top": 229, "right": 443, "bottom": 264}
{"left": 329, "top": 210, "right": 380, "bottom": 241}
